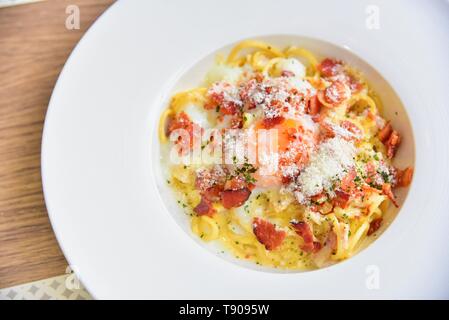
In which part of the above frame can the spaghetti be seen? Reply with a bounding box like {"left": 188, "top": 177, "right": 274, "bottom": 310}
{"left": 158, "top": 40, "right": 413, "bottom": 270}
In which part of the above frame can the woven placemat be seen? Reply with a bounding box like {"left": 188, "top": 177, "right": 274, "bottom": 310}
{"left": 0, "top": 273, "right": 92, "bottom": 300}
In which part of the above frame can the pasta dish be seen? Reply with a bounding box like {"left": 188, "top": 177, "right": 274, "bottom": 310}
{"left": 158, "top": 40, "right": 413, "bottom": 270}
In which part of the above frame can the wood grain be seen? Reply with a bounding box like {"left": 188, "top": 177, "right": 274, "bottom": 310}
{"left": 0, "top": 0, "right": 115, "bottom": 288}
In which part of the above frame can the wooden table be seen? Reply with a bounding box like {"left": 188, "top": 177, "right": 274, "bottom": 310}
{"left": 0, "top": 0, "right": 114, "bottom": 288}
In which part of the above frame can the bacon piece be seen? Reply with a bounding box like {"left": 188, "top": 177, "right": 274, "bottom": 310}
{"left": 204, "top": 90, "right": 222, "bottom": 111}
{"left": 195, "top": 167, "right": 226, "bottom": 192}
{"left": 221, "top": 188, "right": 251, "bottom": 209}
{"left": 364, "top": 161, "right": 376, "bottom": 184}
{"left": 317, "top": 81, "right": 350, "bottom": 108}
{"left": 378, "top": 122, "right": 402, "bottom": 159}
{"left": 386, "top": 130, "right": 401, "bottom": 159}
{"left": 318, "top": 58, "right": 363, "bottom": 94}
{"left": 205, "top": 82, "right": 241, "bottom": 115}
{"left": 167, "top": 112, "right": 198, "bottom": 153}
{"left": 377, "top": 120, "right": 402, "bottom": 159}
{"left": 224, "top": 176, "right": 247, "bottom": 191}
{"left": 307, "top": 95, "right": 321, "bottom": 115}
{"left": 301, "top": 241, "right": 322, "bottom": 253}
{"left": 319, "top": 124, "right": 335, "bottom": 141}
{"left": 324, "top": 81, "right": 350, "bottom": 106}
{"left": 193, "top": 197, "right": 215, "bottom": 217}
{"left": 395, "top": 167, "right": 414, "bottom": 187}
{"left": 348, "top": 76, "right": 363, "bottom": 93}
{"left": 309, "top": 193, "right": 328, "bottom": 212}
{"left": 318, "top": 58, "right": 342, "bottom": 77}
{"left": 262, "top": 116, "right": 285, "bottom": 129}
{"left": 340, "top": 168, "right": 357, "bottom": 193}
{"left": 220, "top": 103, "right": 239, "bottom": 115}
{"left": 340, "top": 120, "right": 363, "bottom": 141}
{"left": 230, "top": 115, "right": 243, "bottom": 129}
{"left": 281, "top": 175, "right": 294, "bottom": 185}
{"left": 367, "top": 218, "right": 383, "bottom": 236}
{"left": 310, "top": 193, "right": 327, "bottom": 203}
{"left": 239, "top": 78, "right": 260, "bottom": 110}
{"left": 320, "top": 120, "right": 361, "bottom": 142}
{"left": 333, "top": 190, "right": 351, "bottom": 209}
{"left": 168, "top": 112, "right": 193, "bottom": 135}
{"left": 382, "top": 183, "right": 398, "bottom": 207}
{"left": 202, "top": 185, "right": 223, "bottom": 202}
{"left": 253, "top": 218, "right": 286, "bottom": 250}
{"left": 291, "top": 221, "right": 321, "bottom": 253}
{"left": 378, "top": 122, "right": 392, "bottom": 143}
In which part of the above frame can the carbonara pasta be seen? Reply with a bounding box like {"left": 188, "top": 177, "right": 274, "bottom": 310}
{"left": 158, "top": 40, "right": 413, "bottom": 270}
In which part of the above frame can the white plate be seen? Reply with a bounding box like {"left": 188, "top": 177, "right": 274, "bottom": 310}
{"left": 42, "top": 0, "right": 449, "bottom": 299}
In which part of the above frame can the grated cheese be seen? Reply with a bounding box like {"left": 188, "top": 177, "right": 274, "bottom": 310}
{"left": 209, "top": 81, "right": 243, "bottom": 107}
{"left": 294, "top": 137, "right": 356, "bottom": 201}
{"left": 195, "top": 165, "right": 226, "bottom": 191}
{"left": 323, "top": 120, "right": 355, "bottom": 140}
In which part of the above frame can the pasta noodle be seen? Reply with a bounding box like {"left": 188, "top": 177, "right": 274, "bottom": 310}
{"left": 226, "top": 40, "right": 284, "bottom": 64}
{"left": 158, "top": 40, "right": 413, "bottom": 270}
{"left": 285, "top": 47, "right": 319, "bottom": 74}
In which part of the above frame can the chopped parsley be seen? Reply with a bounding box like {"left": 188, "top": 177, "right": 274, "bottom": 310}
{"left": 378, "top": 170, "right": 390, "bottom": 183}
{"left": 234, "top": 160, "right": 258, "bottom": 184}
